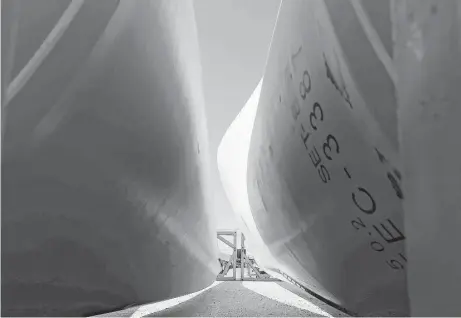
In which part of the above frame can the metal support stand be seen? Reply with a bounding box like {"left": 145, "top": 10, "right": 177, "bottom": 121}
{"left": 216, "top": 231, "right": 237, "bottom": 281}
{"left": 216, "top": 230, "right": 280, "bottom": 281}
{"left": 240, "top": 233, "right": 278, "bottom": 281}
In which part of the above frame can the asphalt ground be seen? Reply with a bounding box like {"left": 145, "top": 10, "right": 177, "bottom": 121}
{"left": 95, "top": 280, "right": 348, "bottom": 317}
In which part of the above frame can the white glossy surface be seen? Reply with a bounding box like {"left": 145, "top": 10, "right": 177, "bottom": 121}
{"left": 2, "top": 1, "right": 218, "bottom": 315}
{"left": 246, "top": 0, "right": 408, "bottom": 315}
{"left": 217, "top": 79, "right": 279, "bottom": 270}
{"left": 394, "top": 0, "right": 461, "bottom": 315}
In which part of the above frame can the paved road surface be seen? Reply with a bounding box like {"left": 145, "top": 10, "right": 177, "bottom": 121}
{"left": 95, "top": 280, "right": 348, "bottom": 317}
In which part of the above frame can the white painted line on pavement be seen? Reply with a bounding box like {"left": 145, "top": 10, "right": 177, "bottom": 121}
{"left": 131, "top": 281, "right": 222, "bottom": 318}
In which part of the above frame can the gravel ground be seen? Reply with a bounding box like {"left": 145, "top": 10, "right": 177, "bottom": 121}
{"left": 147, "top": 281, "right": 342, "bottom": 317}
